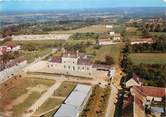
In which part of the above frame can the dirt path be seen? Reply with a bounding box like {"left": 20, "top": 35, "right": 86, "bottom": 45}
{"left": 105, "top": 66, "right": 122, "bottom": 117}
{"left": 22, "top": 80, "right": 63, "bottom": 117}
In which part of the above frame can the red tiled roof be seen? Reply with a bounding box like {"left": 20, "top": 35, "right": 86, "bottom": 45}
{"left": 132, "top": 38, "right": 154, "bottom": 43}
{"left": 77, "top": 58, "right": 92, "bottom": 65}
{"left": 3, "top": 42, "right": 17, "bottom": 48}
{"left": 62, "top": 51, "right": 86, "bottom": 58}
{"left": 0, "top": 56, "right": 26, "bottom": 72}
{"left": 50, "top": 57, "right": 62, "bottom": 63}
{"left": 133, "top": 86, "right": 166, "bottom": 97}
{"left": 93, "top": 64, "right": 111, "bottom": 70}
{"left": 99, "top": 39, "right": 112, "bottom": 42}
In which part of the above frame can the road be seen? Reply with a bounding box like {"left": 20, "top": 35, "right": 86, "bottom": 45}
{"left": 105, "top": 66, "right": 122, "bottom": 117}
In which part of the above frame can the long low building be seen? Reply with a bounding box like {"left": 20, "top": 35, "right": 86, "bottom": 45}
{"left": 0, "top": 57, "right": 27, "bottom": 83}
{"left": 54, "top": 84, "right": 92, "bottom": 117}
{"left": 12, "top": 34, "right": 71, "bottom": 41}
{"left": 47, "top": 51, "right": 112, "bottom": 78}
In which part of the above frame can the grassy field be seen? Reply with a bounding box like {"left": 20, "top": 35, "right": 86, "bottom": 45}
{"left": 86, "top": 43, "right": 123, "bottom": 64}
{"left": 129, "top": 53, "right": 166, "bottom": 64}
{"left": 50, "top": 25, "right": 110, "bottom": 34}
{"left": 0, "top": 77, "right": 55, "bottom": 117}
{"left": 53, "top": 81, "right": 76, "bottom": 97}
{"left": 20, "top": 48, "right": 52, "bottom": 63}
{"left": 34, "top": 98, "right": 63, "bottom": 116}
{"left": 150, "top": 32, "right": 166, "bottom": 37}
{"left": 12, "top": 92, "right": 41, "bottom": 117}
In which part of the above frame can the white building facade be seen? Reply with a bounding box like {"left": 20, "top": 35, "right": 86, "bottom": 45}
{"left": 48, "top": 52, "right": 96, "bottom": 77}
{"left": 0, "top": 58, "right": 27, "bottom": 83}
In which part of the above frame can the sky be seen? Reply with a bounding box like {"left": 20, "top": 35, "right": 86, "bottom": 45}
{"left": 0, "top": 0, "right": 166, "bottom": 12}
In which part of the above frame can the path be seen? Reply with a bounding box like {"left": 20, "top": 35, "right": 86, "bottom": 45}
{"left": 105, "top": 66, "right": 122, "bottom": 117}
{"left": 22, "top": 79, "right": 63, "bottom": 117}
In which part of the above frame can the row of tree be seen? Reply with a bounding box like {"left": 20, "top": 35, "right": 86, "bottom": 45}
{"left": 144, "top": 23, "right": 166, "bottom": 32}
{"left": 121, "top": 45, "right": 166, "bottom": 87}
{"left": 129, "top": 36, "right": 166, "bottom": 53}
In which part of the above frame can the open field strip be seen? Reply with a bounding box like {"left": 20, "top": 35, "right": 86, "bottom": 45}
{"left": 129, "top": 53, "right": 166, "bottom": 64}
{"left": 86, "top": 43, "right": 123, "bottom": 64}
{"left": 50, "top": 25, "right": 110, "bottom": 34}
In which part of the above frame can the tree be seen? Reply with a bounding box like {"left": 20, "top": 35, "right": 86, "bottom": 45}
{"left": 105, "top": 55, "right": 114, "bottom": 65}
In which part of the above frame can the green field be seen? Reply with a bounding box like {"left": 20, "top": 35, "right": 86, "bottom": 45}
{"left": 53, "top": 81, "right": 76, "bottom": 97}
{"left": 34, "top": 98, "right": 63, "bottom": 116}
{"left": 129, "top": 53, "right": 166, "bottom": 64}
{"left": 20, "top": 48, "right": 52, "bottom": 63}
{"left": 86, "top": 43, "right": 123, "bottom": 64}
{"left": 50, "top": 25, "right": 110, "bottom": 34}
{"left": 150, "top": 32, "right": 166, "bottom": 37}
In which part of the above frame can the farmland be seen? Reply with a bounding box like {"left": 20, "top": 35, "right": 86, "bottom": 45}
{"left": 86, "top": 43, "right": 123, "bottom": 64}
{"left": 50, "top": 25, "right": 110, "bottom": 34}
{"left": 129, "top": 53, "right": 166, "bottom": 64}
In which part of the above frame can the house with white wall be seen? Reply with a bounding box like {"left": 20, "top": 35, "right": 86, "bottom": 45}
{"left": 0, "top": 57, "right": 27, "bottom": 83}
{"left": 48, "top": 51, "right": 112, "bottom": 78}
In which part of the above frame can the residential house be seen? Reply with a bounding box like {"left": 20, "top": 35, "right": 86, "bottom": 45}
{"left": 131, "top": 86, "right": 166, "bottom": 117}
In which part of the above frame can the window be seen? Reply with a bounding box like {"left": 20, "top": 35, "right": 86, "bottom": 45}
{"left": 87, "top": 67, "right": 89, "bottom": 70}
{"left": 64, "top": 65, "right": 66, "bottom": 68}
{"left": 68, "top": 66, "right": 70, "bottom": 69}
{"left": 73, "top": 66, "right": 75, "bottom": 70}
{"left": 82, "top": 67, "right": 84, "bottom": 70}
{"left": 78, "top": 67, "right": 80, "bottom": 70}
{"left": 64, "top": 61, "right": 66, "bottom": 63}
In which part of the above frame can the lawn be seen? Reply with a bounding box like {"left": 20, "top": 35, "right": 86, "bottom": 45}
{"left": 53, "top": 81, "right": 76, "bottom": 97}
{"left": 50, "top": 25, "right": 110, "bottom": 34}
{"left": 0, "top": 77, "right": 55, "bottom": 116}
{"left": 150, "top": 32, "right": 166, "bottom": 37}
{"left": 12, "top": 92, "right": 41, "bottom": 117}
{"left": 34, "top": 98, "right": 63, "bottom": 116}
{"left": 20, "top": 48, "right": 52, "bottom": 63}
{"left": 86, "top": 43, "right": 123, "bottom": 64}
{"left": 129, "top": 53, "right": 166, "bottom": 64}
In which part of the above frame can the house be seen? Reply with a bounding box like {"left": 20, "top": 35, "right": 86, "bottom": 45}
{"left": 131, "top": 86, "right": 166, "bottom": 117}
{"left": 0, "top": 57, "right": 27, "bottom": 83}
{"left": 3, "top": 42, "right": 21, "bottom": 52}
{"left": 98, "top": 39, "right": 113, "bottom": 45}
{"left": 106, "top": 25, "right": 113, "bottom": 29}
{"left": 48, "top": 51, "right": 94, "bottom": 75}
{"left": 112, "top": 33, "right": 121, "bottom": 41}
{"left": 109, "top": 31, "right": 115, "bottom": 36}
{"left": 126, "top": 74, "right": 143, "bottom": 88}
{"left": 48, "top": 51, "right": 111, "bottom": 78}
{"left": 131, "top": 38, "right": 154, "bottom": 45}
{"left": 54, "top": 84, "right": 92, "bottom": 117}
{"left": 109, "top": 32, "right": 121, "bottom": 41}
{"left": 0, "top": 42, "right": 21, "bottom": 55}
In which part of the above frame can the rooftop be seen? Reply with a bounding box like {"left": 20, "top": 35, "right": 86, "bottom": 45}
{"left": 54, "top": 104, "right": 79, "bottom": 117}
{"left": 65, "top": 84, "right": 91, "bottom": 107}
{"left": 132, "top": 86, "right": 166, "bottom": 97}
